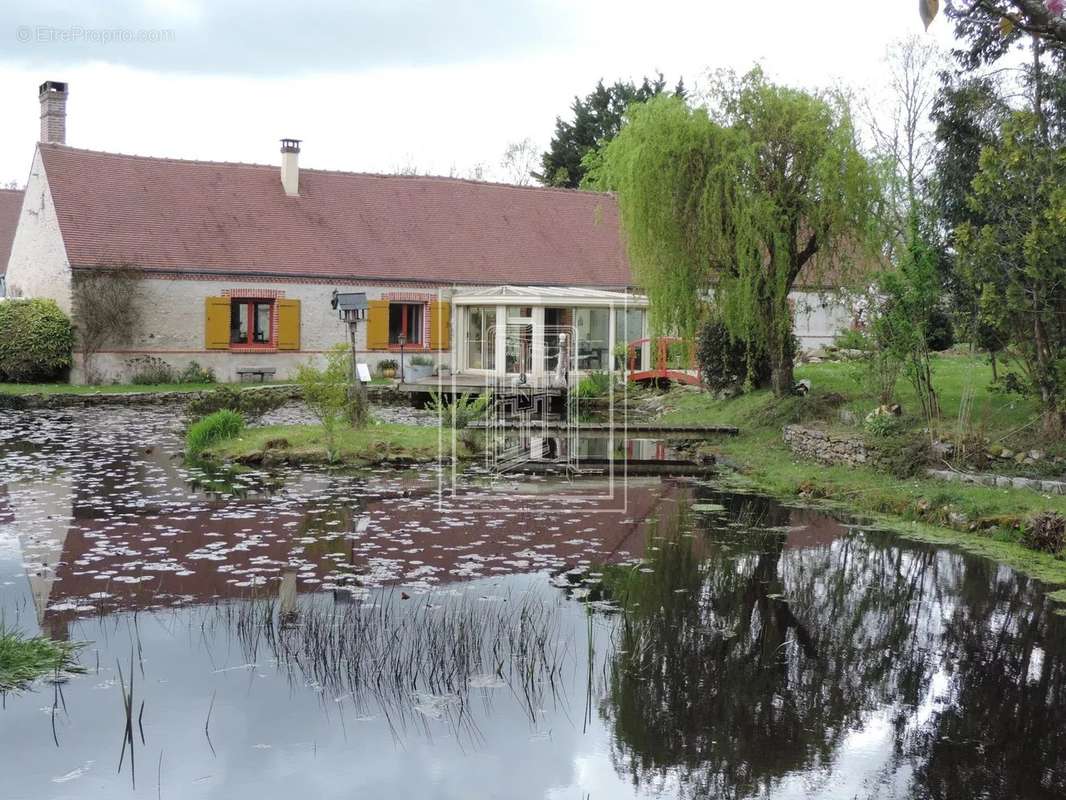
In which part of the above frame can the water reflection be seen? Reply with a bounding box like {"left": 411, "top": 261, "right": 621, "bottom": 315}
{"left": 600, "top": 492, "right": 1066, "bottom": 799}
{"left": 0, "top": 408, "right": 1065, "bottom": 799}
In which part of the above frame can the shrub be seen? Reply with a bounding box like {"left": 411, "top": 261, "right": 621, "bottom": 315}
{"left": 573, "top": 371, "right": 612, "bottom": 399}
{"left": 833, "top": 328, "right": 869, "bottom": 352}
{"left": 1023, "top": 512, "right": 1066, "bottom": 555}
{"left": 410, "top": 355, "right": 434, "bottom": 367}
{"left": 0, "top": 299, "right": 74, "bottom": 382}
{"left": 297, "top": 346, "right": 359, "bottom": 461}
{"left": 430, "top": 391, "right": 490, "bottom": 430}
{"left": 925, "top": 308, "right": 954, "bottom": 352}
{"left": 871, "top": 433, "right": 931, "bottom": 479}
{"left": 126, "top": 355, "right": 176, "bottom": 385}
{"left": 186, "top": 409, "right": 244, "bottom": 455}
{"left": 863, "top": 412, "right": 902, "bottom": 438}
{"left": 185, "top": 385, "right": 287, "bottom": 425}
{"left": 696, "top": 314, "right": 795, "bottom": 392}
{"left": 179, "top": 361, "right": 216, "bottom": 384}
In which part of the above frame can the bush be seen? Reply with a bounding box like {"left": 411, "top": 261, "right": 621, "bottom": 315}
{"left": 297, "top": 346, "right": 360, "bottom": 461}
{"left": 377, "top": 359, "right": 398, "bottom": 373}
{"left": 178, "top": 361, "right": 216, "bottom": 384}
{"left": 186, "top": 410, "right": 244, "bottom": 455}
{"left": 925, "top": 308, "right": 954, "bottom": 352}
{"left": 185, "top": 385, "right": 287, "bottom": 425}
{"left": 871, "top": 433, "right": 931, "bottom": 479}
{"left": 832, "top": 328, "right": 869, "bottom": 352}
{"left": 573, "top": 371, "right": 612, "bottom": 399}
{"left": 696, "top": 314, "right": 795, "bottom": 393}
{"left": 0, "top": 299, "right": 74, "bottom": 382}
{"left": 430, "top": 391, "right": 490, "bottom": 430}
{"left": 410, "top": 355, "right": 434, "bottom": 367}
{"left": 126, "top": 355, "right": 176, "bottom": 385}
{"left": 1023, "top": 512, "right": 1066, "bottom": 554}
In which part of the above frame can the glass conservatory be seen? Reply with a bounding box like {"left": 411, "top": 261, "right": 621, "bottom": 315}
{"left": 451, "top": 286, "right": 649, "bottom": 385}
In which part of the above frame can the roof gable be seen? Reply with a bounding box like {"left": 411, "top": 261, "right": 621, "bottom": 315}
{"left": 38, "top": 145, "right": 630, "bottom": 287}
{"left": 0, "top": 188, "right": 23, "bottom": 274}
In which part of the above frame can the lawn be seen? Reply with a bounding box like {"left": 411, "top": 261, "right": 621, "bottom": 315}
{"left": 647, "top": 352, "right": 1066, "bottom": 585}
{"left": 204, "top": 422, "right": 473, "bottom": 466}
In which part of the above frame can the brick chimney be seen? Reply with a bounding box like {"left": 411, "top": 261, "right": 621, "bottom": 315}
{"left": 280, "top": 138, "right": 301, "bottom": 197}
{"left": 39, "top": 81, "right": 68, "bottom": 145}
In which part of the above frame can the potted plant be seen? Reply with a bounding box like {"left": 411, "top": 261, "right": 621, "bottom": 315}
{"left": 377, "top": 358, "right": 399, "bottom": 379}
{"left": 407, "top": 354, "right": 435, "bottom": 382}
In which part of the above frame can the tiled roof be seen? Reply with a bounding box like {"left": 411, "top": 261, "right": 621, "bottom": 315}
{"left": 38, "top": 144, "right": 631, "bottom": 287}
{"left": 0, "top": 188, "right": 23, "bottom": 275}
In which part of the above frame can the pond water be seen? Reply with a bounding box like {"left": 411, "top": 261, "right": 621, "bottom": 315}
{"left": 2, "top": 406, "right": 1066, "bottom": 799}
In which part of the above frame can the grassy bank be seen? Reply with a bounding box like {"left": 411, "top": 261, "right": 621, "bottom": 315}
{"left": 204, "top": 422, "right": 473, "bottom": 466}
{"left": 650, "top": 352, "right": 1066, "bottom": 586}
{"left": 0, "top": 630, "right": 83, "bottom": 691}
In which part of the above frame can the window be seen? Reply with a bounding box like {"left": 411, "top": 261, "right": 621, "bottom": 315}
{"left": 230, "top": 299, "right": 274, "bottom": 345}
{"left": 465, "top": 306, "right": 496, "bottom": 370}
{"left": 389, "top": 303, "right": 423, "bottom": 345}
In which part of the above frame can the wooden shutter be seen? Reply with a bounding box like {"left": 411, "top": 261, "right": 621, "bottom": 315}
{"left": 277, "top": 299, "right": 301, "bottom": 350}
{"left": 428, "top": 300, "right": 451, "bottom": 351}
{"left": 204, "top": 296, "right": 230, "bottom": 350}
{"left": 366, "top": 300, "right": 390, "bottom": 350}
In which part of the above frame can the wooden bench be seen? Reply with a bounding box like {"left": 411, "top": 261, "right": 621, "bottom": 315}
{"left": 236, "top": 366, "right": 277, "bottom": 383}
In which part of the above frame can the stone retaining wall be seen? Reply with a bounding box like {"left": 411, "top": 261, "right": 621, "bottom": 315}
{"left": 925, "top": 468, "right": 1066, "bottom": 495}
{"left": 0, "top": 382, "right": 407, "bottom": 410}
{"left": 782, "top": 424, "right": 882, "bottom": 468}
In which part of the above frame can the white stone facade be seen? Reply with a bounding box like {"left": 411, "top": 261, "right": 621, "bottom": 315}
{"left": 5, "top": 149, "right": 73, "bottom": 312}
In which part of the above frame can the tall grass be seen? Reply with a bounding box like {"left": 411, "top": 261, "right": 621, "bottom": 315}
{"left": 0, "top": 628, "right": 83, "bottom": 691}
{"left": 186, "top": 409, "right": 244, "bottom": 455}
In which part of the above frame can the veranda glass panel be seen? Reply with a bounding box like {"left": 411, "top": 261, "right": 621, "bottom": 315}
{"left": 614, "top": 308, "right": 646, "bottom": 369}
{"left": 573, "top": 308, "right": 609, "bottom": 371}
{"left": 465, "top": 306, "right": 496, "bottom": 370}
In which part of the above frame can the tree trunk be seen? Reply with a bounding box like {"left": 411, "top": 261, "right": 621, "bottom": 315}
{"left": 770, "top": 349, "right": 793, "bottom": 397}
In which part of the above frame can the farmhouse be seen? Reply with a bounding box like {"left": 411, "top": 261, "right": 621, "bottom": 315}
{"left": 5, "top": 81, "right": 853, "bottom": 385}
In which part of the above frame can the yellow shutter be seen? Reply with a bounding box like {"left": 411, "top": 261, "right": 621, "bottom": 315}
{"left": 277, "top": 299, "right": 301, "bottom": 350}
{"left": 428, "top": 300, "right": 451, "bottom": 350}
{"left": 204, "top": 296, "right": 230, "bottom": 349}
{"left": 366, "top": 300, "right": 390, "bottom": 350}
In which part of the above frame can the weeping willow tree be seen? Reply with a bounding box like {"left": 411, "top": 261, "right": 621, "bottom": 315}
{"left": 594, "top": 70, "right": 882, "bottom": 395}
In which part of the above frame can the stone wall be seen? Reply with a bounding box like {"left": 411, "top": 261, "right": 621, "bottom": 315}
{"left": 782, "top": 424, "right": 882, "bottom": 468}
{"left": 926, "top": 468, "right": 1066, "bottom": 496}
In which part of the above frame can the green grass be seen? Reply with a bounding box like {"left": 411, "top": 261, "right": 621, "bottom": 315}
{"left": 205, "top": 422, "right": 473, "bottom": 466}
{"left": 186, "top": 409, "right": 244, "bottom": 455}
{"left": 649, "top": 352, "right": 1066, "bottom": 586}
{"left": 0, "top": 629, "right": 83, "bottom": 691}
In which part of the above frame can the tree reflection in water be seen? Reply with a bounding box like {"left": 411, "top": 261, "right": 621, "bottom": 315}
{"left": 599, "top": 492, "right": 1066, "bottom": 799}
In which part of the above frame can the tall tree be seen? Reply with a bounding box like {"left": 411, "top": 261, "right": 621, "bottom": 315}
{"left": 534, "top": 74, "right": 683, "bottom": 189}
{"left": 595, "top": 70, "right": 880, "bottom": 395}
{"left": 929, "top": 1, "right": 1066, "bottom": 53}
{"left": 499, "top": 138, "right": 539, "bottom": 186}
{"left": 956, "top": 111, "right": 1066, "bottom": 433}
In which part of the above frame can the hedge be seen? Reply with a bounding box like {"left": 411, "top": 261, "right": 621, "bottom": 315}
{"left": 0, "top": 299, "right": 74, "bottom": 382}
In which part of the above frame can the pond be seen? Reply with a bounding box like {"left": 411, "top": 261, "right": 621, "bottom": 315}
{"left": 1, "top": 406, "right": 1065, "bottom": 799}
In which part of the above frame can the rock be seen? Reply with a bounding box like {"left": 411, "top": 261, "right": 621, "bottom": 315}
{"left": 1029, "top": 450, "right": 1045, "bottom": 461}
{"left": 1000, "top": 449, "right": 1014, "bottom": 460}
{"left": 1014, "top": 452, "right": 1027, "bottom": 464}
{"left": 839, "top": 409, "right": 858, "bottom": 425}
{"left": 948, "top": 512, "right": 969, "bottom": 528}
{"left": 931, "top": 440, "right": 954, "bottom": 459}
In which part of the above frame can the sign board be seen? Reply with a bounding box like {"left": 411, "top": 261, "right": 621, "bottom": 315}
{"left": 356, "top": 363, "right": 372, "bottom": 384}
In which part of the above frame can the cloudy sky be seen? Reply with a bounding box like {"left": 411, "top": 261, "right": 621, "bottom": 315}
{"left": 0, "top": 1, "right": 956, "bottom": 187}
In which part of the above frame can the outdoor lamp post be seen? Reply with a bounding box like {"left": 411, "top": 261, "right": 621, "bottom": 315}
{"left": 330, "top": 290, "right": 369, "bottom": 426}
{"left": 397, "top": 333, "right": 407, "bottom": 383}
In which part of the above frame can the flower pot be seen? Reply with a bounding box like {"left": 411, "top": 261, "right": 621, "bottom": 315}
{"left": 406, "top": 363, "right": 434, "bottom": 382}
{"left": 380, "top": 368, "right": 396, "bottom": 379}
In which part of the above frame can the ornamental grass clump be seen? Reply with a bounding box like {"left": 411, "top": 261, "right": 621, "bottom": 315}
{"left": 186, "top": 409, "right": 244, "bottom": 455}
{"left": 0, "top": 627, "right": 84, "bottom": 691}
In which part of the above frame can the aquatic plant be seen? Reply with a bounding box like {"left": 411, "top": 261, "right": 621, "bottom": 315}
{"left": 572, "top": 371, "right": 612, "bottom": 399}
{"left": 0, "top": 628, "right": 83, "bottom": 691}
{"left": 186, "top": 409, "right": 244, "bottom": 455}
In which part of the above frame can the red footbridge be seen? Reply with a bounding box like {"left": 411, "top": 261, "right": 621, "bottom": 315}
{"left": 624, "top": 337, "right": 701, "bottom": 386}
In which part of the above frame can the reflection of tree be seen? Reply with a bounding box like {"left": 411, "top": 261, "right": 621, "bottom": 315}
{"left": 599, "top": 492, "right": 1066, "bottom": 799}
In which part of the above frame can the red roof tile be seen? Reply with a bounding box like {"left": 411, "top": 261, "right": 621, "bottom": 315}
{"left": 0, "top": 188, "right": 23, "bottom": 275}
{"left": 39, "top": 144, "right": 631, "bottom": 287}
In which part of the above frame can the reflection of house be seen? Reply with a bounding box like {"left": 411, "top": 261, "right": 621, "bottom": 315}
{"left": 32, "top": 479, "right": 686, "bottom": 628}
{"left": 0, "top": 186, "right": 23, "bottom": 296}
{"left": 5, "top": 81, "right": 860, "bottom": 383}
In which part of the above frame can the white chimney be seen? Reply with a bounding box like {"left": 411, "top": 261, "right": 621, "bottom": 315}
{"left": 280, "top": 138, "right": 301, "bottom": 197}
{"left": 39, "top": 81, "right": 68, "bottom": 144}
